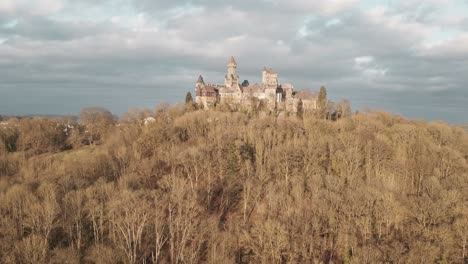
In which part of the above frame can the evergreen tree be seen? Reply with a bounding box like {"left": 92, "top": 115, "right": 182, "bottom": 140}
{"left": 297, "top": 99, "right": 304, "bottom": 119}
{"left": 185, "top": 92, "right": 193, "bottom": 105}
{"left": 185, "top": 92, "right": 196, "bottom": 111}
{"left": 318, "top": 86, "right": 327, "bottom": 106}
{"left": 318, "top": 86, "right": 328, "bottom": 119}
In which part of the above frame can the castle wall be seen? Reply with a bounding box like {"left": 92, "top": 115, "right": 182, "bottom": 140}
{"left": 253, "top": 93, "right": 266, "bottom": 100}
{"left": 302, "top": 99, "right": 318, "bottom": 111}
{"left": 219, "top": 91, "right": 241, "bottom": 105}
{"left": 196, "top": 96, "right": 217, "bottom": 110}
{"left": 264, "top": 88, "right": 277, "bottom": 110}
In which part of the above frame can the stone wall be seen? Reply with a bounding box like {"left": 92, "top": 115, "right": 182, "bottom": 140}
{"left": 196, "top": 96, "right": 217, "bottom": 110}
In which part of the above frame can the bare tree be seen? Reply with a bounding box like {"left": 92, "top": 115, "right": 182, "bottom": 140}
{"left": 109, "top": 191, "right": 150, "bottom": 264}
{"left": 63, "top": 190, "right": 86, "bottom": 251}
{"left": 14, "top": 235, "right": 48, "bottom": 264}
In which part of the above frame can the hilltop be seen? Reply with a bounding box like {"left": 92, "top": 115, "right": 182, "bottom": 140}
{"left": 0, "top": 107, "right": 467, "bottom": 263}
{"left": 460, "top": 124, "right": 468, "bottom": 133}
{"left": 194, "top": 57, "right": 350, "bottom": 118}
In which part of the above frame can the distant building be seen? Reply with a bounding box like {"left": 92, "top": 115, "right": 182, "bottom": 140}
{"left": 195, "top": 56, "right": 319, "bottom": 113}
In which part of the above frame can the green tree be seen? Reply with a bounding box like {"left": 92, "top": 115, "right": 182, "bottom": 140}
{"left": 185, "top": 92, "right": 193, "bottom": 105}
{"left": 318, "top": 86, "right": 328, "bottom": 119}
{"left": 185, "top": 92, "right": 195, "bottom": 111}
{"left": 318, "top": 86, "right": 327, "bottom": 107}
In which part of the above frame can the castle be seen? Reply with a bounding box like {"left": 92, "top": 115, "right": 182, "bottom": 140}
{"left": 195, "top": 57, "right": 319, "bottom": 113}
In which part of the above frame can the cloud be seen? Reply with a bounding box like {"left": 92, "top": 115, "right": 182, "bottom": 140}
{"left": 420, "top": 32, "right": 468, "bottom": 57}
{"left": 0, "top": 16, "right": 122, "bottom": 41}
{"left": 0, "top": 0, "right": 63, "bottom": 16}
{"left": 0, "top": 0, "right": 467, "bottom": 123}
{"left": 354, "top": 56, "right": 388, "bottom": 79}
{"left": 284, "top": 0, "right": 358, "bottom": 15}
{"left": 325, "top": 18, "right": 342, "bottom": 27}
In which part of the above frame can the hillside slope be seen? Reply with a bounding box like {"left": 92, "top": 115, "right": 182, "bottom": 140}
{"left": 0, "top": 109, "right": 467, "bottom": 263}
{"left": 460, "top": 124, "right": 468, "bottom": 133}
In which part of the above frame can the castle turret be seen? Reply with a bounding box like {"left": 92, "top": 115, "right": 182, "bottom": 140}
{"left": 262, "top": 67, "right": 278, "bottom": 89}
{"left": 197, "top": 75, "right": 205, "bottom": 84}
{"left": 225, "top": 56, "right": 239, "bottom": 88}
{"left": 195, "top": 75, "right": 205, "bottom": 97}
{"left": 262, "top": 67, "right": 279, "bottom": 109}
{"left": 227, "top": 56, "right": 237, "bottom": 66}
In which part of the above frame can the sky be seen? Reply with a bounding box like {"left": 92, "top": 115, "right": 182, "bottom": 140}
{"left": 0, "top": 0, "right": 467, "bottom": 123}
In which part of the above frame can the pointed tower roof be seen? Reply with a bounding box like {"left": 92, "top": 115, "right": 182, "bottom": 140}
{"left": 227, "top": 56, "right": 237, "bottom": 67}
{"left": 196, "top": 75, "right": 205, "bottom": 84}
{"left": 263, "top": 67, "right": 276, "bottom": 74}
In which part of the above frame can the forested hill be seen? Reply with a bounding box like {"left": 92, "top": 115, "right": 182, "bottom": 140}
{"left": 460, "top": 124, "right": 468, "bottom": 133}
{"left": 0, "top": 107, "right": 467, "bottom": 263}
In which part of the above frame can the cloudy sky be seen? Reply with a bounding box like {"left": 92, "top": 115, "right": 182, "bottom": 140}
{"left": 1, "top": 0, "right": 467, "bottom": 123}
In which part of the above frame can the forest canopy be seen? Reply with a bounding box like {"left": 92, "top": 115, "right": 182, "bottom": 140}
{"left": 0, "top": 105, "right": 467, "bottom": 263}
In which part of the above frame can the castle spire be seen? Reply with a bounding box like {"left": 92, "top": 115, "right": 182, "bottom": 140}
{"left": 227, "top": 56, "right": 237, "bottom": 67}
{"left": 225, "top": 56, "right": 239, "bottom": 88}
{"left": 197, "top": 75, "right": 205, "bottom": 84}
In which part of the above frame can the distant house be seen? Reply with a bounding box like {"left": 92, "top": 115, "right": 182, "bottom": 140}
{"left": 195, "top": 56, "right": 319, "bottom": 113}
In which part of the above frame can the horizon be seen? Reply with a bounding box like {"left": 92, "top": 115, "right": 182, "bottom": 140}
{"left": 1, "top": 0, "right": 468, "bottom": 123}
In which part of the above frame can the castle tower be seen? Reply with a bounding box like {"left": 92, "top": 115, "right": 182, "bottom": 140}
{"left": 196, "top": 75, "right": 205, "bottom": 92}
{"left": 262, "top": 67, "right": 279, "bottom": 109}
{"left": 197, "top": 75, "right": 205, "bottom": 84}
{"left": 195, "top": 75, "right": 204, "bottom": 100}
{"left": 225, "top": 56, "right": 239, "bottom": 88}
{"left": 262, "top": 67, "right": 278, "bottom": 89}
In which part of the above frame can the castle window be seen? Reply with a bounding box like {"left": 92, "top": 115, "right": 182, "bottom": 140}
{"left": 276, "top": 93, "right": 282, "bottom": 102}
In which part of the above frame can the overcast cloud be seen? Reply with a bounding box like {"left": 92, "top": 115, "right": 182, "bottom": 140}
{"left": 0, "top": 0, "right": 467, "bottom": 123}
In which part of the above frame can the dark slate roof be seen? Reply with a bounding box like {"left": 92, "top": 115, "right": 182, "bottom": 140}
{"left": 200, "top": 85, "right": 218, "bottom": 97}
{"left": 204, "top": 85, "right": 218, "bottom": 92}
{"left": 197, "top": 75, "right": 205, "bottom": 84}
